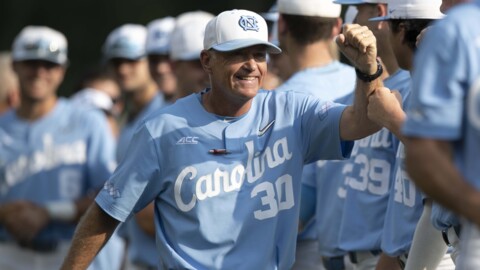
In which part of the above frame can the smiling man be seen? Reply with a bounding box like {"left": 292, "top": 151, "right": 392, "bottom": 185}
{"left": 61, "top": 9, "right": 386, "bottom": 270}
{"left": 0, "top": 26, "right": 116, "bottom": 270}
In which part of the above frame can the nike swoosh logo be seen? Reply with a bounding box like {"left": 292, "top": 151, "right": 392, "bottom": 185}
{"left": 258, "top": 120, "right": 275, "bottom": 137}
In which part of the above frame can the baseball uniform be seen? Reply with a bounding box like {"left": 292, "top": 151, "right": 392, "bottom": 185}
{"left": 0, "top": 99, "right": 115, "bottom": 269}
{"left": 337, "top": 70, "right": 410, "bottom": 268}
{"left": 276, "top": 59, "right": 356, "bottom": 270}
{"left": 403, "top": 2, "right": 480, "bottom": 269}
{"left": 96, "top": 88, "right": 353, "bottom": 269}
{"left": 116, "top": 93, "right": 166, "bottom": 268}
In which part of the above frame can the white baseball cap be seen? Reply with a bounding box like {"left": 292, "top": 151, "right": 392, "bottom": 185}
{"left": 71, "top": 88, "right": 114, "bottom": 113}
{"left": 333, "top": 0, "right": 387, "bottom": 5}
{"left": 204, "top": 9, "right": 282, "bottom": 54}
{"left": 103, "top": 24, "right": 147, "bottom": 61}
{"left": 370, "top": 0, "right": 443, "bottom": 21}
{"left": 12, "top": 26, "right": 68, "bottom": 65}
{"left": 278, "top": 0, "right": 341, "bottom": 18}
{"left": 146, "top": 17, "right": 176, "bottom": 55}
{"left": 169, "top": 11, "right": 214, "bottom": 61}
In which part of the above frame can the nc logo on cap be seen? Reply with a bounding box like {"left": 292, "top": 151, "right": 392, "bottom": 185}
{"left": 238, "top": 16, "right": 259, "bottom": 32}
{"left": 23, "top": 40, "right": 61, "bottom": 55}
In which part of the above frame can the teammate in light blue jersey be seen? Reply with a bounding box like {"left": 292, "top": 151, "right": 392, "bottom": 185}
{"left": 103, "top": 23, "right": 168, "bottom": 269}
{"left": 337, "top": 75, "right": 410, "bottom": 269}
{"left": 325, "top": 1, "right": 410, "bottom": 269}
{"left": 274, "top": 0, "right": 356, "bottom": 268}
{"left": 403, "top": 1, "right": 480, "bottom": 269}
{"left": 366, "top": 0, "right": 447, "bottom": 268}
{"left": 61, "top": 9, "right": 387, "bottom": 270}
{"left": 146, "top": 16, "right": 178, "bottom": 103}
{"left": 0, "top": 26, "right": 116, "bottom": 270}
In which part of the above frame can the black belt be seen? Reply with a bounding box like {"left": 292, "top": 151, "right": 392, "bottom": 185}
{"left": 348, "top": 249, "right": 382, "bottom": 264}
{"left": 322, "top": 255, "right": 346, "bottom": 270}
{"left": 442, "top": 225, "right": 461, "bottom": 247}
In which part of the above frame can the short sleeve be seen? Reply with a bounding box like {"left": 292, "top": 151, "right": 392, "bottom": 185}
{"left": 96, "top": 124, "right": 162, "bottom": 222}
{"left": 300, "top": 96, "right": 353, "bottom": 163}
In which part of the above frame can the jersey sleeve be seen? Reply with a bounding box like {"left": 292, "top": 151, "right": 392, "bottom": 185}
{"left": 403, "top": 19, "right": 467, "bottom": 140}
{"left": 96, "top": 123, "right": 162, "bottom": 222}
{"left": 300, "top": 95, "right": 353, "bottom": 163}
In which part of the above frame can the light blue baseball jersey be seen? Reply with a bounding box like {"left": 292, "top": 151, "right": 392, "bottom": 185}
{"left": 380, "top": 140, "right": 424, "bottom": 256}
{"left": 403, "top": 1, "right": 480, "bottom": 197}
{"left": 276, "top": 60, "right": 356, "bottom": 241}
{"left": 116, "top": 92, "right": 167, "bottom": 267}
{"left": 275, "top": 61, "right": 356, "bottom": 101}
{"left": 312, "top": 159, "right": 350, "bottom": 257}
{"left": 96, "top": 89, "right": 353, "bottom": 270}
{"left": 338, "top": 70, "right": 411, "bottom": 252}
{"left": 0, "top": 99, "right": 115, "bottom": 243}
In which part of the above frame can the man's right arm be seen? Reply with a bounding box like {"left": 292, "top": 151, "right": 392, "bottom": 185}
{"left": 61, "top": 202, "right": 119, "bottom": 270}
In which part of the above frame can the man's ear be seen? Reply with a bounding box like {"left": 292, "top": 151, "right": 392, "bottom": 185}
{"left": 331, "top": 17, "right": 343, "bottom": 38}
{"left": 376, "top": 4, "right": 389, "bottom": 30}
{"left": 200, "top": 50, "right": 213, "bottom": 74}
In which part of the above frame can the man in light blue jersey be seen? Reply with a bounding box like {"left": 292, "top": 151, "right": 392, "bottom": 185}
{"left": 276, "top": 0, "right": 355, "bottom": 100}
{"left": 403, "top": 0, "right": 480, "bottom": 269}
{"left": 61, "top": 9, "right": 387, "bottom": 270}
{"left": 274, "top": 0, "right": 356, "bottom": 269}
{"left": 365, "top": 0, "right": 446, "bottom": 268}
{"left": 146, "top": 17, "right": 177, "bottom": 103}
{"left": 169, "top": 11, "right": 214, "bottom": 100}
{"left": 0, "top": 26, "right": 116, "bottom": 270}
{"left": 319, "top": 1, "right": 410, "bottom": 269}
{"left": 103, "top": 23, "right": 168, "bottom": 270}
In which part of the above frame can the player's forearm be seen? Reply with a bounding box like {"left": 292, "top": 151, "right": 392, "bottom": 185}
{"left": 405, "top": 138, "right": 480, "bottom": 225}
{"left": 61, "top": 202, "right": 119, "bottom": 270}
{"left": 340, "top": 78, "right": 383, "bottom": 141}
{"left": 382, "top": 111, "right": 407, "bottom": 144}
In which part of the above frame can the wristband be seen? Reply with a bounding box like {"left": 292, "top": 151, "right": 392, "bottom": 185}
{"left": 355, "top": 59, "right": 383, "bottom": 82}
{"left": 45, "top": 201, "right": 77, "bottom": 222}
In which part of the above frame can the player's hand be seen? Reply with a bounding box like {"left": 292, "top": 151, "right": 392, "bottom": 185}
{"left": 336, "top": 24, "right": 378, "bottom": 74}
{"left": 3, "top": 201, "right": 50, "bottom": 244}
{"left": 367, "top": 87, "right": 404, "bottom": 128}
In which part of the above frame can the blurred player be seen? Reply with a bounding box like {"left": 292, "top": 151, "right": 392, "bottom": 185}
{"left": 402, "top": 0, "right": 480, "bottom": 269}
{"left": 325, "top": 0, "right": 411, "bottom": 269}
{"left": 103, "top": 23, "right": 167, "bottom": 270}
{"left": 169, "top": 11, "right": 213, "bottom": 99}
{"left": 0, "top": 26, "right": 116, "bottom": 270}
{"left": 146, "top": 17, "right": 177, "bottom": 103}
{"left": 275, "top": 0, "right": 356, "bottom": 268}
{"left": 365, "top": 0, "right": 446, "bottom": 268}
